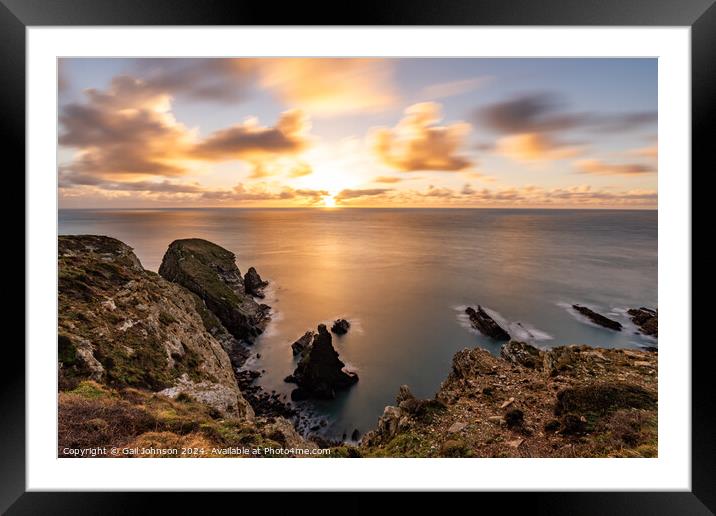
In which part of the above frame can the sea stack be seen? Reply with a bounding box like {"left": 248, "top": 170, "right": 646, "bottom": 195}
{"left": 572, "top": 304, "right": 622, "bottom": 331}
{"left": 465, "top": 306, "right": 510, "bottom": 341}
{"left": 627, "top": 307, "right": 658, "bottom": 337}
{"left": 244, "top": 266, "right": 269, "bottom": 298}
{"left": 285, "top": 324, "right": 358, "bottom": 400}
{"left": 158, "top": 239, "right": 270, "bottom": 342}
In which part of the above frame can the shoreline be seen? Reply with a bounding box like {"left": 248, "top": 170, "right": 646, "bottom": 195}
{"left": 57, "top": 234, "right": 658, "bottom": 457}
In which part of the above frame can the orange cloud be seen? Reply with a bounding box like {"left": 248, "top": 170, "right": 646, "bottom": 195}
{"left": 575, "top": 158, "right": 655, "bottom": 175}
{"left": 371, "top": 102, "right": 473, "bottom": 172}
{"left": 496, "top": 133, "right": 582, "bottom": 163}
{"left": 59, "top": 76, "right": 314, "bottom": 187}
{"left": 373, "top": 176, "right": 403, "bottom": 183}
{"left": 259, "top": 58, "right": 396, "bottom": 116}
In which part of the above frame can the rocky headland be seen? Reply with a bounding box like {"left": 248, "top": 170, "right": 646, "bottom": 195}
{"left": 58, "top": 235, "right": 312, "bottom": 457}
{"left": 58, "top": 235, "right": 657, "bottom": 458}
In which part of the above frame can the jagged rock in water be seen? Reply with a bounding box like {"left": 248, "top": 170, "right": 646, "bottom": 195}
{"left": 500, "top": 341, "right": 543, "bottom": 369}
{"left": 291, "top": 331, "right": 314, "bottom": 356}
{"left": 244, "top": 266, "right": 269, "bottom": 298}
{"left": 288, "top": 324, "right": 358, "bottom": 400}
{"left": 58, "top": 235, "right": 254, "bottom": 420}
{"left": 465, "top": 306, "right": 510, "bottom": 341}
{"left": 627, "top": 307, "right": 658, "bottom": 337}
{"left": 572, "top": 304, "right": 622, "bottom": 331}
{"left": 330, "top": 318, "right": 351, "bottom": 335}
{"left": 158, "top": 239, "right": 270, "bottom": 342}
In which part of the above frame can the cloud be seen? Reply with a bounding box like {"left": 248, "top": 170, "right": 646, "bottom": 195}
{"left": 59, "top": 75, "right": 195, "bottom": 179}
{"left": 286, "top": 162, "right": 312, "bottom": 178}
{"left": 134, "top": 58, "right": 259, "bottom": 102}
{"left": 193, "top": 110, "right": 311, "bottom": 161}
{"left": 59, "top": 76, "right": 314, "bottom": 185}
{"left": 478, "top": 92, "right": 656, "bottom": 135}
{"left": 373, "top": 176, "right": 403, "bottom": 183}
{"left": 371, "top": 102, "right": 473, "bottom": 172}
{"left": 574, "top": 158, "right": 655, "bottom": 175}
{"left": 335, "top": 188, "right": 394, "bottom": 202}
{"left": 200, "top": 183, "right": 328, "bottom": 204}
{"left": 259, "top": 58, "right": 396, "bottom": 116}
{"left": 496, "top": 132, "right": 583, "bottom": 163}
{"left": 420, "top": 77, "right": 490, "bottom": 100}
{"left": 629, "top": 144, "right": 658, "bottom": 159}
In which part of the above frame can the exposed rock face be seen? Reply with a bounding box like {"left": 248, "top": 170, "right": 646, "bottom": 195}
{"left": 360, "top": 341, "right": 657, "bottom": 457}
{"left": 58, "top": 235, "right": 253, "bottom": 420}
{"left": 285, "top": 324, "right": 358, "bottom": 400}
{"left": 500, "top": 340, "right": 542, "bottom": 369}
{"left": 627, "top": 307, "right": 658, "bottom": 337}
{"left": 244, "top": 266, "right": 269, "bottom": 298}
{"left": 330, "top": 319, "right": 351, "bottom": 335}
{"left": 291, "top": 331, "right": 314, "bottom": 356}
{"left": 465, "top": 306, "right": 510, "bottom": 340}
{"left": 361, "top": 385, "right": 446, "bottom": 446}
{"left": 572, "top": 304, "right": 622, "bottom": 331}
{"left": 158, "top": 239, "right": 270, "bottom": 342}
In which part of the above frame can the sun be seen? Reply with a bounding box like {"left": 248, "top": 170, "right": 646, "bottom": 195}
{"left": 323, "top": 195, "right": 337, "bottom": 208}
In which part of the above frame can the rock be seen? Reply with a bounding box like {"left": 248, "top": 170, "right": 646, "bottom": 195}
{"left": 501, "top": 341, "right": 543, "bottom": 369}
{"left": 396, "top": 385, "right": 415, "bottom": 404}
{"left": 560, "top": 414, "right": 588, "bottom": 435}
{"left": 351, "top": 428, "right": 360, "bottom": 441}
{"left": 244, "top": 266, "right": 269, "bottom": 298}
{"left": 488, "top": 415, "right": 505, "bottom": 425}
{"left": 330, "top": 318, "right": 351, "bottom": 335}
{"left": 288, "top": 324, "right": 358, "bottom": 400}
{"left": 158, "top": 239, "right": 270, "bottom": 342}
{"left": 572, "top": 304, "right": 622, "bottom": 331}
{"left": 555, "top": 382, "right": 656, "bottom": 417}
{"left": 58, "top": 235, "right": 253, "bottom": 421}
{"left": 291, "top": 331, "right": 314, "bottom": 357}
{"left": 465, "top": 306, "right": 510, "bottom": 340}
{"left": 627, "top": 307, "right": 658, "bottom": 337}
{"left": 504, "top": 408, "right": 524, "bottom": 428}
{"left": 448, "top": 422, "right": 467, "bottom": 433}
{"left": 506, "top": 438, "right": 524, "bottom": 448}
{"left": 500, "top": 397, "right": 515, "bottom": 409}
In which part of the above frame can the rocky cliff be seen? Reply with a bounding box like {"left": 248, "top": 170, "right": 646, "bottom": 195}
{"left": 58, "top": 235, "right": 313, "bottom": 457}
{"left": 357, "top": 341, "right": 657, "bottom": 457}
{"left": 158, "top": 239, "right": 270, "bottom": 342}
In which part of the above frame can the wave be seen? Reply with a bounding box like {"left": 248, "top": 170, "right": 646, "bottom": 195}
{"left": 454, "top": 304, "right": 553, "bottom": 343}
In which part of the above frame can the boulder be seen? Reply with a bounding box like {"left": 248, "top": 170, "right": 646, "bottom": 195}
{"left": 158, "top": 239, "right": 270, "bottom": 342}
{"left": 330, "top": 318, "right": 351, "bottom": 335}
{"left": 465, "top": 306, "right": 510, "bottom": 340}
{"left": 244, "top": 266, "right": 269, "bottom": 298}
{"left": 291, "top": 331, "right": 315, "bottom": 356}
{"left": 500, "top": 341, "right": 543, "bottom": 369}
{"left": 288, "top": 324, "right": 358, "bottom": 400}
{"left": 572, "top": 304, "right": 622, "bottom": 331}
{"left": 627, "top": 307, "right": 658, "bottom": 337}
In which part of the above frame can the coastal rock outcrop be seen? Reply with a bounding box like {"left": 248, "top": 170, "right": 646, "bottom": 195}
{"left": 285, "top": 324, "right": 358, "bottom": 400}
{"left": 58, "top": 235, "right": 253, "bottom": 420}
{"left": 465, "top": 306, "right": 510, "bottom": 341}
{"left": 330, "top": 318, "right": 351, "bottom": 335}
{"left": 291, "top": 331, "right": 314, "bottom": 356}
{"left": 572, "top": 304, "right": 622, "bottom": 331}
{"left": 158, "top": 239, "right": 270, "bottom": 342}
{"left": 244, "top": 266, "right": 269, "bottom": 298}
{"left": 360, "top": 340, "right": 657, "bottom": 457}
{"left": 627, "top": 307, "right": 658, "bottom": 337}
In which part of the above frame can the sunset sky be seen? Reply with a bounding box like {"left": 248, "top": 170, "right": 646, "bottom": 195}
{"left": 58, "top": 58, "right": 657, "bottom": 209}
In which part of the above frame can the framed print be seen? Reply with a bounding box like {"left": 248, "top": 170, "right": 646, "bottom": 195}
{"left": 5, "top": 0, "right": 712, "bottom": 512}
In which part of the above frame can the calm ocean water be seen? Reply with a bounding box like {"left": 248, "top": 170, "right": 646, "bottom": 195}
{"left": 59, "top": 208, "right": 657, "bottom": 440}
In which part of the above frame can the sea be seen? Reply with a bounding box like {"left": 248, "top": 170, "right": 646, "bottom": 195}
{"left": 59, "top": 208, "right": 658, "bottom": 440}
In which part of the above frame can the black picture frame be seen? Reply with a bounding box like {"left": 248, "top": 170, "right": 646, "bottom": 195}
{"left": 4, "top": 0, "right": 710, "bottom": 512}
